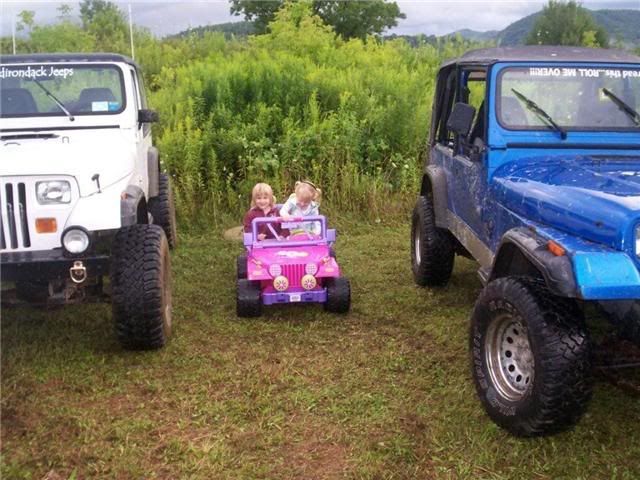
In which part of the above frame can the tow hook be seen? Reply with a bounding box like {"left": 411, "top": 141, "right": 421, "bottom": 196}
{"left": 70, "top": 261, "right": 87, "bottom": 284}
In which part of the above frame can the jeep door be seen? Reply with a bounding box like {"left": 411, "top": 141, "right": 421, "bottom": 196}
{"left": 432, "top": 66, "right": 493, "bottom": 265}
{"left": 128, "top": 67, "right": 152, "bottom": 193}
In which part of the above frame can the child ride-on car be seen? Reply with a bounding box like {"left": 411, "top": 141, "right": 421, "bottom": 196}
{"left": 236, "top": 215, "right": 350, "bottom": 317}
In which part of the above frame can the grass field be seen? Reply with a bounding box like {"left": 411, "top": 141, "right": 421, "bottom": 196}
{"left": 2, "top": 222, "right": 639, "bottom": 479}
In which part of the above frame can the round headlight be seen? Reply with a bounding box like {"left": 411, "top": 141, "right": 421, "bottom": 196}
{"left": 62, "top": 228, "right": 90, "bottom": 254}
{"left": 301, "top": 274, "right": 317, "bottom": 290}
{"left": 305, "top": 263, "right": 318, "bottom": 275}
{"left": 269, "top": 264, "right": 282, "bottom": 277}
{"left": 273, "top": 275, "right": 289, "bottom": 292}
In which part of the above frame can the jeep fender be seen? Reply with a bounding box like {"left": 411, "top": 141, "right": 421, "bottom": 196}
{"left": 121, "top": 185, "right": 147, "bottom": 226}
{"left": 420, "top": 165, "right": 448, "bottom": 229}
{"left": 147, "top": 147, "right": 160, "bottom": 198}
{"left": 489, "top": 228, "right": 579, "bottom": 298}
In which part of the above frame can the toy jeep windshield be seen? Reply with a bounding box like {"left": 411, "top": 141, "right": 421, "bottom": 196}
{"left": 411, "top": 47, "right": 640, "bottom": 436}
{"left": 1, "top": 54, "right": 177, "bottom": 350}
{"left": 236, "top": 215, "right": 350, "bottom": 317}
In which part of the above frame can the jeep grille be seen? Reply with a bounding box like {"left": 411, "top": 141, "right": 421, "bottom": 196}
{"left": 282, "top": 264, "right": 305, "bottom": 288}
{"left": 1, "top": 181, "right": 31, "bottom": 250}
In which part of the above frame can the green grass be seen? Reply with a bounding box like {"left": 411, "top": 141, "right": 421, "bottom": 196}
{"left": 2, "top": 222, "right": 639, "bottom": 479}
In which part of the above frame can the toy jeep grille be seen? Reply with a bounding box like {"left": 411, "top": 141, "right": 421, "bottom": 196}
{"left": 0, "top": 181, "right": 31, "bottom": 250}
{"left": 282, "top": 263, "right": 305, "bottom": 287}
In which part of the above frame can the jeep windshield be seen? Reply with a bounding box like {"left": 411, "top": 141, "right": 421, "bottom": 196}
{"left": 0, "top": 64, "right": 125, "bottom": 118}
{"left": 497, "top": 66, "right": 640, "bottom": 131}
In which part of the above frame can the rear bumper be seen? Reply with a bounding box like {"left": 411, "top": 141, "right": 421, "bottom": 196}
{"left": 262, "top": 288, "right": 327, "bottom": 305}
{"left": 1, "top": 249, "right": 110, "bottom": 282}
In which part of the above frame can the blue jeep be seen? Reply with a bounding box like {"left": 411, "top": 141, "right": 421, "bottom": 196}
{"left": 411, "top": 46, "right": 640, "bottom": 437}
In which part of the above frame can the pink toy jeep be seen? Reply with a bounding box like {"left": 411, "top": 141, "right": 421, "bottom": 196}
{"left": 236, "top": 215, "right": 350, "bottom": 317}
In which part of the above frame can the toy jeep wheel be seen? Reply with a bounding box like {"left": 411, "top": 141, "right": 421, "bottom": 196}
{"left": 237, "top": 279, "right": 261, "bottom": 317}
{"left": 411, "top": 195, "right": 454, "bottom": 286}
{"left": 237, "top": 253, "right": 248, "bottom": 279}
{"left": 149, "top": 173, "right": 178, "bottom": 249}
{"left": 111, "top": 225, "right": 172, "bottom": 350}
{"left": 470, "top": 277, "right": 592, "bottom": 437}
{"left": 324, "top": 277, "right": 351, "bottom": 313}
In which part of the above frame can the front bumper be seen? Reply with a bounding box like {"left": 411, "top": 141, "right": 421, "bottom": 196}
{"left": 1, "top": 249, "right": 110, "bottom": 282}
{"left": 262, "top": 288, "right": 327, "bottom": 305}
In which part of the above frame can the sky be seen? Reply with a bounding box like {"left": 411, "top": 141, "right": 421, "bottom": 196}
{"left": 1, "top": 0, "right": 639, "bottom": 39}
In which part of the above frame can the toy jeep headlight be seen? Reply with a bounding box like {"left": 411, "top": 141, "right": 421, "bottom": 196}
{"left": 62, "top": 227, "right": 90, "bottom": 255}
{"left": 36, "top": 180, "right": 71, "bottom": 204}
{"left": 269, "top": 264, "right": 282, "bottom": 277}
{"left": 305, "top": 263, "right": 318, "bottom": 275}
{"left": 636, "top": 225, "right": 640, "bottom": 257}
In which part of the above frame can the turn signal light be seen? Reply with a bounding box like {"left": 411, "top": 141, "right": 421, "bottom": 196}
{"left": 547, "top": 240, "right": 565, "bottom": 257}
{"left": 35, "top": 218, "right": 57, "bottom": 233}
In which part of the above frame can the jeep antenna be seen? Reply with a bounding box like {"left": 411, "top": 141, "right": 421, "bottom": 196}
{"left": 128, "top": 3, "right": 135, "bottom": 60}
{"left": 12, "top": 15, "right": 16, "bottom": 54}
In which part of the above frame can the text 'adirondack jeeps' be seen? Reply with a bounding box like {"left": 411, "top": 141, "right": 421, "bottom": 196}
{"left": 1, "top": 53, "right": 177, "bottom": 350}
{"left": 411, "top": 46, "right": 640, "bottom": 436}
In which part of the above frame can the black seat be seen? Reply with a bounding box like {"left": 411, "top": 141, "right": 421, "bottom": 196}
{"left": 76, "top": 87, "right": 116, "bottom": 112}
{"left": 1, "top": 88, "right": 38, "bottom": 115}
{"left": 470, "top": 101, "right": 485, "bottom": 141}
{"left": 78, "top": 87, "right": 116, "bottom": 103}
{"left": 500, "top": 96, "right": 527, "bottom": 126}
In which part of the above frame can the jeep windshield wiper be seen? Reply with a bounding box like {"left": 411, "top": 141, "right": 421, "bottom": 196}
{"left": 32, "top": 79, "right": 75, "bottom": 122}
{"left": 602, "top": 88, "right": 640, "bottom": 127}
{"left": 511, "top": 88, "right": 567, "bottom": 140}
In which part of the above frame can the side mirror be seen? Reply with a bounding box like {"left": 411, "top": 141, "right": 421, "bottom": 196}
{"left": 138, "top": 109, "right": 159, "bottom": 123}
{"left": 447, "top": 102, "right": 476, "bottom": 138}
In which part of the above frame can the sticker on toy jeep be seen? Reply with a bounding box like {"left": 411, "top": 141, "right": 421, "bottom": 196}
{"left": 0, "top": 66, "right": 74, "bottom": 80}
{"left": 276, "top": 250, "right": 309, "bottom": 258}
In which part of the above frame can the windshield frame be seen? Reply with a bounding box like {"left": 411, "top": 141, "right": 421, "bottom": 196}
{"left": 495, "top": 63, "right": 640, "bottom": 134}
{"left": 0, "top": 62, "right": 127, "bottom": 119}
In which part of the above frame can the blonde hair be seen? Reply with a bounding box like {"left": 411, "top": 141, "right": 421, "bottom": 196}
{"left": 251, "top": 182, "right": 276, "bottom": 208}
{"left": 294, "top": 180, "right": 321, "bottom": 204}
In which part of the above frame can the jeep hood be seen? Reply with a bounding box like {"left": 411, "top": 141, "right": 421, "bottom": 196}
{"left": 1, "top": 130, "right": 136, "bottom": 196}
{"left": 493, "top": 155, "right": 640, "bottom": 249}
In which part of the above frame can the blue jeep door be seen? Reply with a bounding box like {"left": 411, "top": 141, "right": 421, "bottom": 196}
{"left": 446, "top": 68, "right": 491, "bottom": 245}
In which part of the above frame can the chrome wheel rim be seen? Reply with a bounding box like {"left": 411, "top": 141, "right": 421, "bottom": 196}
{"left": 485, "top": 313, "right": 534, "bottom": 401}
{"left": 414, "top": 223, "right": 421, "bottom": 265}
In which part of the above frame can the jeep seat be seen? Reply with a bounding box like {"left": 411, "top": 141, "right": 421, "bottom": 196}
{"left": 1, "top": 88, "right": 38, "bottom": 115}
{"left": 76, "top": 87, "right": 116, "bottom": 112}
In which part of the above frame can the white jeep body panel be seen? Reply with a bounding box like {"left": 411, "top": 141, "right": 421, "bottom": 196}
{"left": 1, "top": 57, "right": 153, "bottom": 254}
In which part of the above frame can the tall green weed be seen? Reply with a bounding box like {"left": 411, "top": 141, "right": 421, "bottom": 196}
{"left": 150, "top": 3, "right": 479, "bottom": 227}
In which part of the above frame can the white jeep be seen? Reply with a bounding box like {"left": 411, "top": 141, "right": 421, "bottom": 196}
{"left": 0, "top": 53, "right": 177, "bottom": 350}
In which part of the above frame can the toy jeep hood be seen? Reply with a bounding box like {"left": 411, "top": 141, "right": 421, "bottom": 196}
{"left": 1, "top": 130, "right": 136, "bottom": 196}
{"left": 493, "top": 154, "right": 640, "bottom": 249}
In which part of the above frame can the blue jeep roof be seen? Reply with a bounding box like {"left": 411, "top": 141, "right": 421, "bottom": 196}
{"left": 441, "top": 46, "right": 640, "bottom": 69}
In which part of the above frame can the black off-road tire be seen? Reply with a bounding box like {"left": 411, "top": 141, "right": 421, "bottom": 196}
{"left": 411, "top": 195, "right": 455, "bottom": 286}
{"left": 599, "top": 300, "right": 640, "bottom": 347}
{"left": 470, "top": 276, "right": 592, "bottom": 437}
{"left": 15, "top": 280, "right": 49, "bottom": 304}
{"left": 237, "top": 279, "right": 261, "bottom": 317}
{"left": 237, "top": 253, "right": 248, "bottom": 280}
{"left": 148, "top": 173, "right": 178, "bottom": 249}
{"left": 111, "top": 224, "right": 172, "bottom": 350}
{"left": 324, "top": 277, "right": 351, "bottom": 313}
